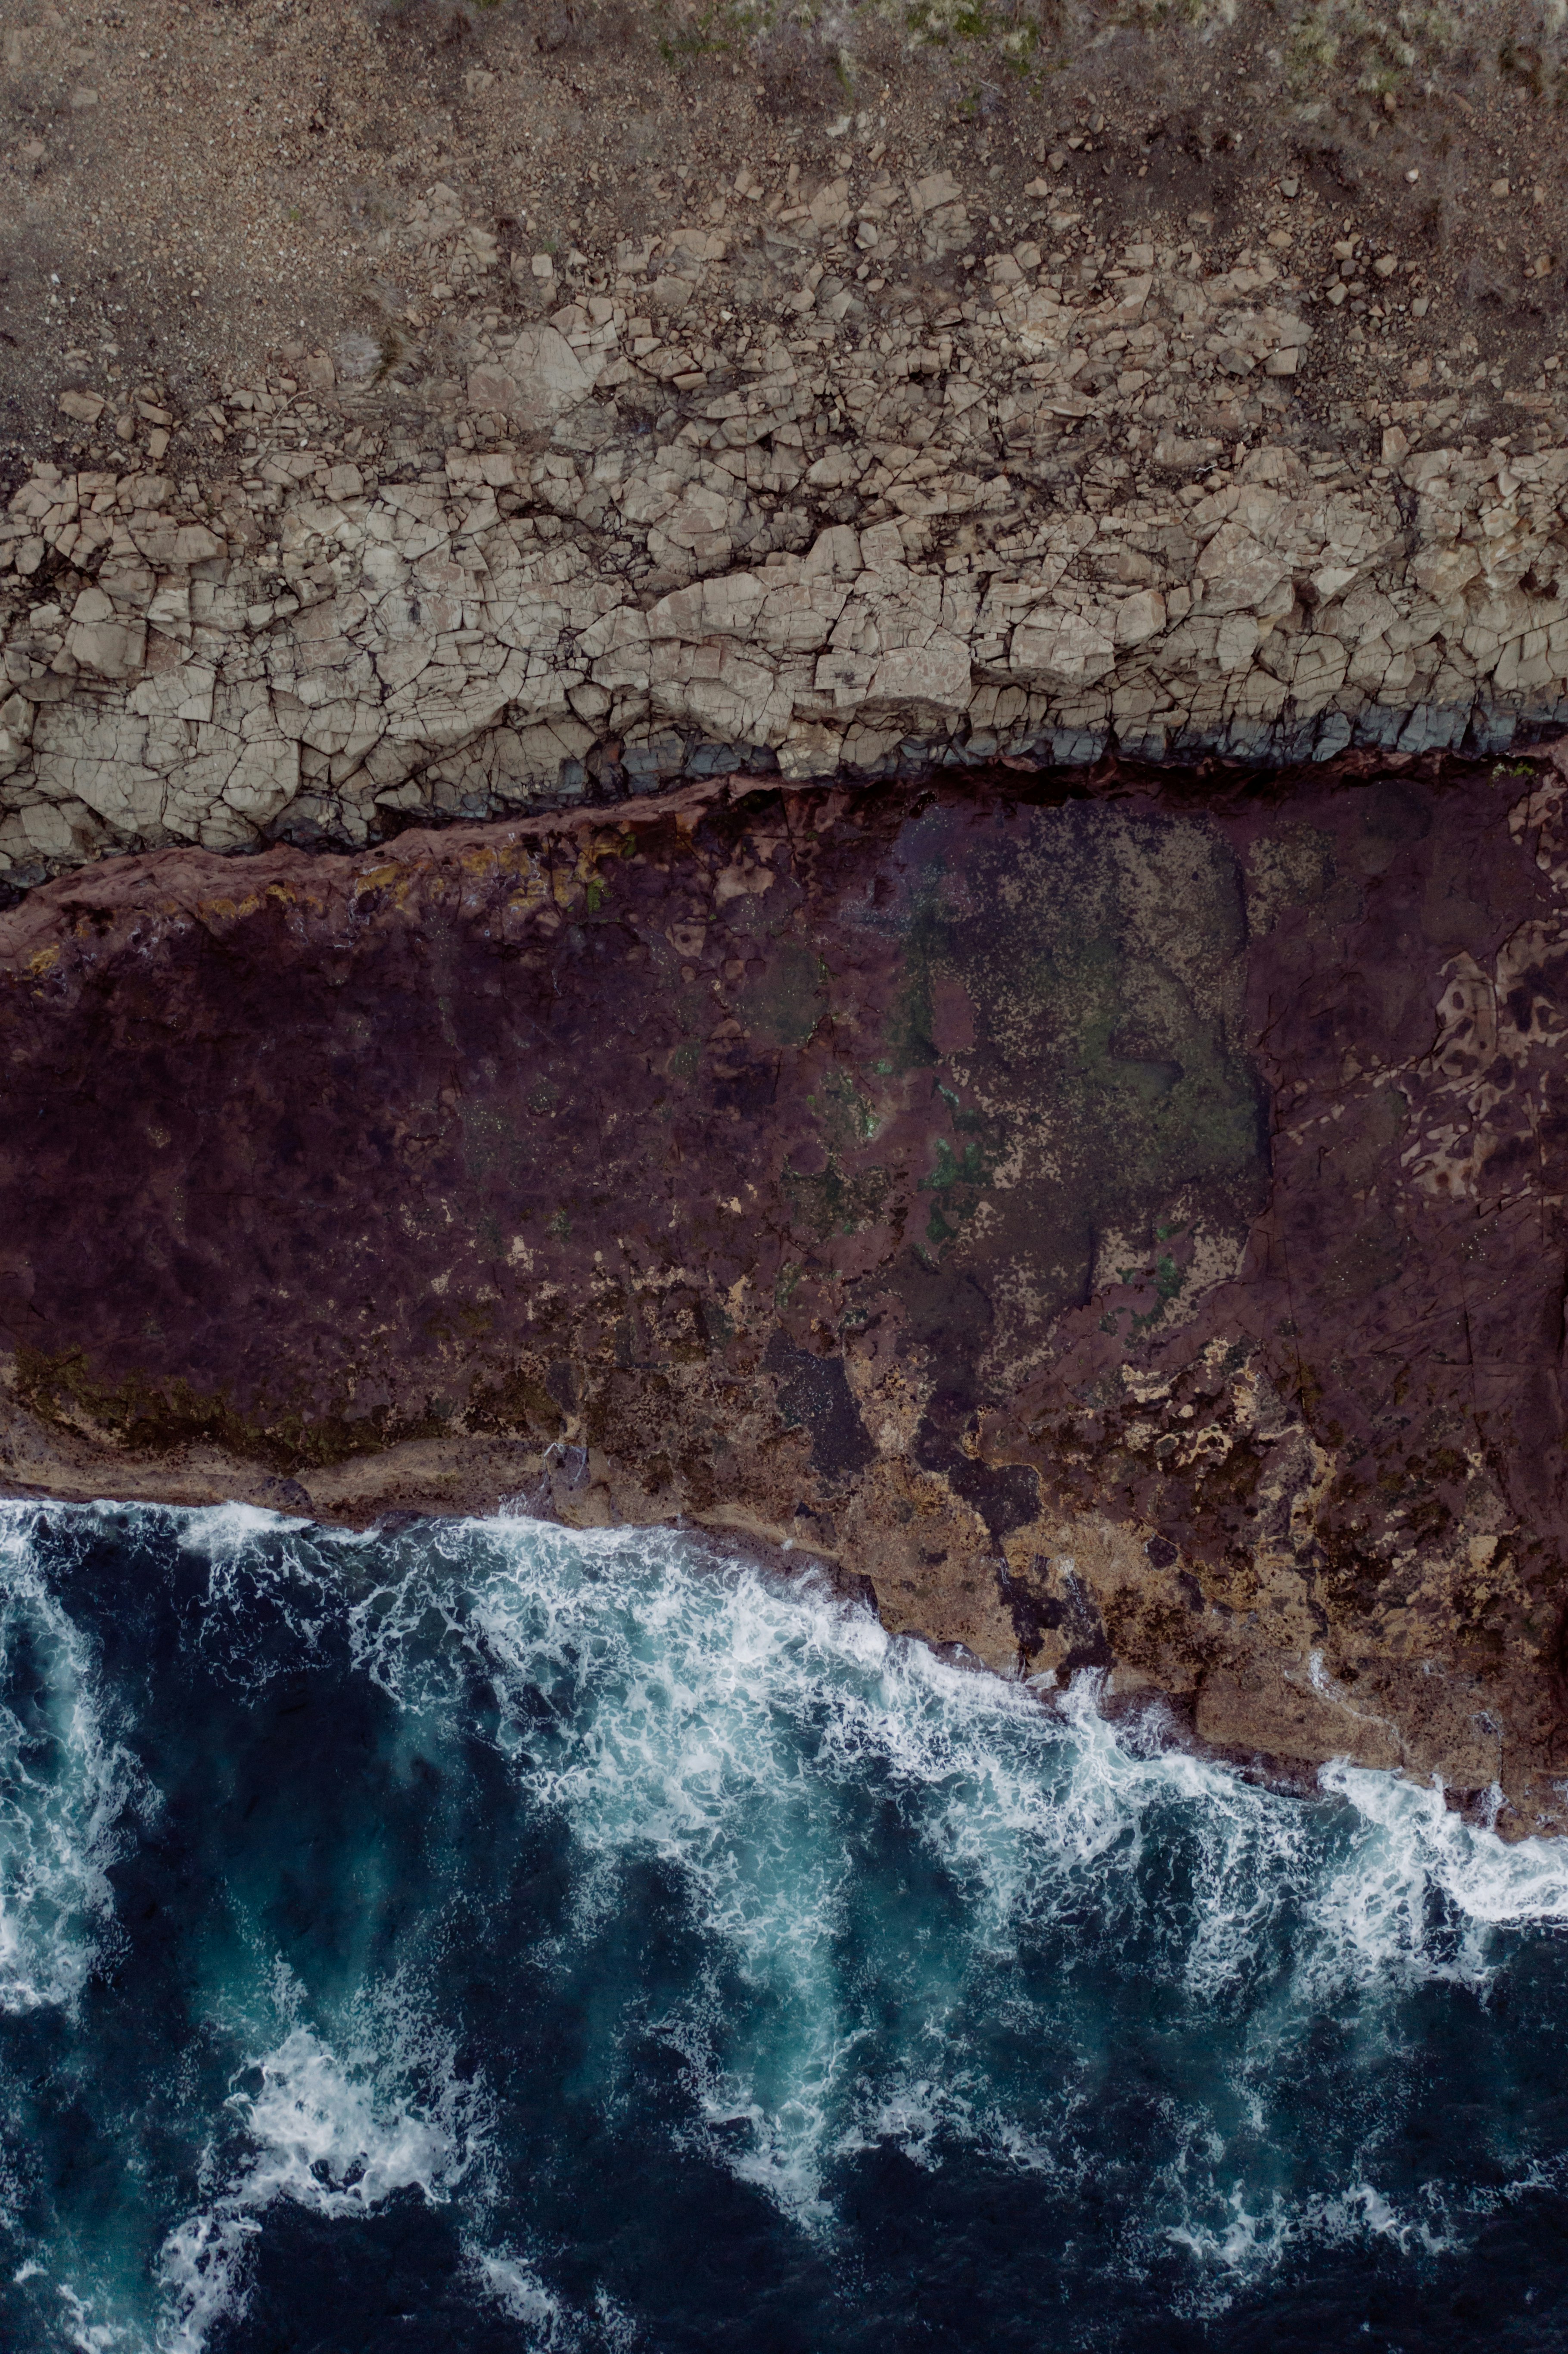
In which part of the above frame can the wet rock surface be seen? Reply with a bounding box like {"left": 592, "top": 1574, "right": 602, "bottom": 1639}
{"left": 5, "top": 747, "right": 1568, "bottom": 1830}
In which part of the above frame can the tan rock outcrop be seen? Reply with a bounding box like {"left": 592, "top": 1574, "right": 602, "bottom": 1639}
{"left": 4, "top": 221, "right": 1568, "bottom": 887}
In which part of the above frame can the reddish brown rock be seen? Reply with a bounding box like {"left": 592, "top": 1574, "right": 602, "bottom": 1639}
{"left": 3, "top": 750, "right": 1568, "bottom": 1829}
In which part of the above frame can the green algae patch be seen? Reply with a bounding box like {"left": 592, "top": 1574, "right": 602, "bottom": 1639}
{"left": 868, "top": 798, "right": 1267, "bottom": 1365}
{"left": 783, "top": 1158, "right": 891, "bottom": 1241}
{"left": 737, "top": 939, "right": 828, "bottom": 1049}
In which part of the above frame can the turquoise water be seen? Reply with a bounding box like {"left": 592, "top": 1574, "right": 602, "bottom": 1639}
{"left": 3, "top": 1501, "right": 1568, "bottom": 2351}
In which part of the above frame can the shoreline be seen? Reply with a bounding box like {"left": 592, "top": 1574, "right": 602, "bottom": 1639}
{"left": 3, "top": 753, "right": 1565, "bottom": 1831}
{"left": 0, "top": 1464, "right": 1523, "bottom": 1841}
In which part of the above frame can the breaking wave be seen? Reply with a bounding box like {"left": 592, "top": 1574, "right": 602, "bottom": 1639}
{"left": 1, "top": 1501, "right": 1567, "bottom": 2351}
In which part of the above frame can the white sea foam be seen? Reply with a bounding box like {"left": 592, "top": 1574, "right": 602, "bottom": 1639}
{"left": 155, "top": 1998, "right": 488, "bottom": 2354}
{"left": 591, "top": 2285, "right": 642, "bottom": 2349}
{"left": 11, "top": 1504, "right": 1568, "bottom": 2348}
{"left": 0, "top": 1509, "right": 149, "bottom": 2016}
{"left": 467, "top": 2246, "right": 579, "bottom": 2346}
{"left": 52, "top": 2279, "right": 138, "bottom": 2353}
{"left": 1322, "top": 1758, "right": 1568, "bottom": 1927}
{"left": 444, "top": 1523, "right": 1568, "bottom": 2287}
{"left": 462, "top": 2245, "right": 643, "bottom": 2351}
{"left": 153, "top": 2214, "right": 261, "bottom": 2354}
{"left": 174, "top": 1504, "right": 339, "bottom": 1693}
{"left": 230, "top": 2019, "right": 478, "bottom": 2216}
{"left": 1161, "top": 2165, "right": 1468, "bottom": 2323}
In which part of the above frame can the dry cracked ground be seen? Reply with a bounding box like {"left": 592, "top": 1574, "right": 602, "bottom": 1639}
{"left": 6, "top": 0, "right": 1568, "bottom": 870}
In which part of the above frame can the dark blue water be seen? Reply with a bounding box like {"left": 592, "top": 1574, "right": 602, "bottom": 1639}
{"left": 4, "top": 1504, "right": 1568, "bottom": 2353}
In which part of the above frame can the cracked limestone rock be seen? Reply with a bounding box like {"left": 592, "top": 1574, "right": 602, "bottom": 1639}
{"left": 5, "top": 233, "right": 1568, "bottom": 884}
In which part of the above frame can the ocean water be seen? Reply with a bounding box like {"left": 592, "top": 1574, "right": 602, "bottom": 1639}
{"left": 2, "top": 1507, "right": 1568, "bottom": 2352}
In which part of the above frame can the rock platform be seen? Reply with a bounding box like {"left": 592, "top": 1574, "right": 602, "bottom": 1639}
{"left": 6, "top": 747, "right": 1568, "bottom": 1832}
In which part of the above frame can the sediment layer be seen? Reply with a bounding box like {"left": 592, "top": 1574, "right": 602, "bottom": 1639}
{"left": 4, "top": 748, "right": 1568, "bottom": 1831}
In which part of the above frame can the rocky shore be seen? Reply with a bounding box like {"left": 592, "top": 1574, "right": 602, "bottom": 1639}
{"left": 10, "top": 2, "right": 1568, "bottom": 1827}
{"left": 4, "top": 747, "right": 1568, "bottom": 1833}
